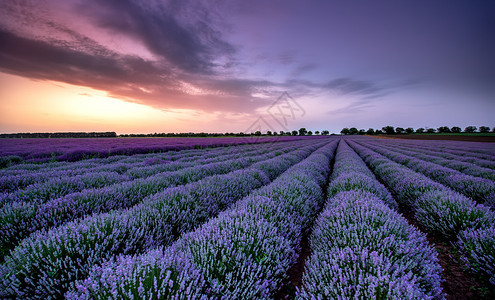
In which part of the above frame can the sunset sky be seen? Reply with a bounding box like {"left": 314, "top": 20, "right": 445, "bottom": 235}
{"left": 1, "top": 0, "right": 494, "bottom": 134}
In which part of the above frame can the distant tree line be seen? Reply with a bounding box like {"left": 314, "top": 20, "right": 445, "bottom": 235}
{"left": 0, "top": 132, "right": 118, "bottom": 138}
{"left": 340, "top": 126, "right": 494, "bottom": 135}
{"left": 120, "top": 128, "right": 331, "bottom": 137}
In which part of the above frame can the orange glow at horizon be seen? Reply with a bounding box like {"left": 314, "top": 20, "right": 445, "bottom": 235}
{"left": 0, "top": 72, "right": 258, "bottom": 134}
{"left": 0, "top": 72, "right": 195, "bottom": 134}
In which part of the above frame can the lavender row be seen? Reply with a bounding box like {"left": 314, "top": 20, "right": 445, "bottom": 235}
{"left": 0, "top": 171, "right": 131, "bottom": 206}
{"left": 0, "top": 139, "right": 330, "bottom": 298}
{"left": 298, "top": 191, "right": 444, "bottom": 299}
{"left": 67, "top": 140, "right": 338, "bottom": 299}
{"left": 0, "top": 141, "right": 308, "bottom": 259}
{"left": 327, "top": 141, "right": 397, "bottom": 209}
{"left": 298, "top": 140, "right": 443, "bottom": 298}
{"left": 348, "top": 140, "right": 495, "bottom": 284}
{"left": 354, "top": 140, "right": 495, "bottom": 206}
{"left": 0, "top": 142, "right": 275, "bottom": 204}
{"left": 379, "top": 140, "right": 495, "bottom": 170}
{"left": 0, "top": 136, "right": 317, "bottom": 164}
{"left": 367, "top": 141, "right": 495, "bottom": 180}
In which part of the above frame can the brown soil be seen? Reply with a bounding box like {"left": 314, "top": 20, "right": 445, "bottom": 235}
{"left": 274, "top": 234, "right": 312, "bottom": 299}
{"left": 398, "top": 204, "right": 495, "bottom": 299}
{"left": 373, "top": 135, "right": 495, "bottom": 143}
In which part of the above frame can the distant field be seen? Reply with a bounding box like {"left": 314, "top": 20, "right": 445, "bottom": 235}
{"left": 0, "top": 136, "right": 322, "bottom": 166}
{"left": 376, "top": 133, "right": 495, "bottom": 142}
{"left": 0, "top": 136, "right": 494, "bottom": 299}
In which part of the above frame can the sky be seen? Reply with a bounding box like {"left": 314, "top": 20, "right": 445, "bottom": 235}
{"left": 0, "top": 0, "right": 494, "bottom": 134}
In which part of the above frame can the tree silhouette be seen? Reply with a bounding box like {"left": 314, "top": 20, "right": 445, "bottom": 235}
{"left": 479, "top": 126, "right": 490, "bottom": 133}
{"left": 382, "top": 126, "right": 395, "bottom": 134}
{"left": 451, "top": 126, "right": 461, "bottom": 133}
{"left": 464, "top": 126, "right": 477, "bottom": 133}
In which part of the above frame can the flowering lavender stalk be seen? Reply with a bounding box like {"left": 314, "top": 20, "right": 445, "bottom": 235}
{"left": 297, "top": 190, "right": 444, "bottom": 299}
{"left": 0, "top": 140, "right": 330, "bottom": 298}
{"left": 456, "top": 226, "right": 495, "bottom": 285}
{"left": 68, "top": 140, "right": 338, "bottom": 299}
{"left": 68, "top": 248, "right": 210, "bottom": 299}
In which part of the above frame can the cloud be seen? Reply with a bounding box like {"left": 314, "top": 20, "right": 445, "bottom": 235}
{"left": 325, "top": 78, "right": 384, "bottom": 97}
{"left": 0, "top": 0, "right": 412, "bottom": 117}
{"left": 0, "top": 0, "right": 272, "bottom": 114}
{"left": 289, "top": 63, "right": 317, "bottom": 78}
{"left": 74, "top": 0, "right": 236, "bottom": 74}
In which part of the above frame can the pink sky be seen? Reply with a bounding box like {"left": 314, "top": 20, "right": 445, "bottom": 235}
{"left": 1, "top": 0, "right": 494, "bottom": 134}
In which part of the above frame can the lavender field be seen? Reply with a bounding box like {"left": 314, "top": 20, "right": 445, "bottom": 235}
{"left": 0, "top": 136, "right": 316, "bottom": 166}
{"left": 0, "top": 136, "right": 494, "bottom": 299}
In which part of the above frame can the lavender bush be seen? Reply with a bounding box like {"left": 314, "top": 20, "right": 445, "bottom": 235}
{"left": 456, "top": 226, "right": 495, "bottom": 284}
{"left": 415, "top": 190, "right": 495, "bottom": 239}
{"left": 298, "top": 190, "right": 444, "bottom": 299}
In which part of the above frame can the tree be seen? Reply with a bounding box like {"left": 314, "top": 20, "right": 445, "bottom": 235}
{"left": 416, "top": 128, "right": 425, "bottom": 133}
{"left": 273, "top": 131, "right": 278, "bottom": 136}
{"left": 358, "top": 129, "right": 366, "bottom": 135}
{"left": 426, "top": 128, "right": 436, "bottom": 133}
{"left": 382, "top": 126, "right": 395, "bottom": 134}
{"left": 340, "top": 128, "right": 350, "bottom": 135}
{"left": 266, "top": 131, "right": 272, "bottom": 136}
{"left": 375, "top": 129, "right": 383, "bottom": 134}
{"left": 366, "top": 128, "right": 375, "bottom": 135}
{"left": 451, "top": 126, "right": 461, "bottom": 133}
{"left": 405, "top": 127, "right": 414, "bottom": 134}
{"left": 254, "top": 131, "right": 262, "bottom": 136}
{"left": 291, "top": 130, "right": 298, "bottom": 136}
{"left": 321, "top": 130, "right": 329, "bottom": 135}
{"left": 437, "top": 126, "right": 451, "bottom": 133}
{"left": 349, "top": 127, "right": 358, "bottom": 135}
{"left": 464, "top": 126, "right": 477, "bottom": 133}
{"left": 298, "top": 128, "right": 308, "bottom": 136}
{"left": 286, "top": 131, "right": 292, "bottom": 136}
{"left": 307, "top": 131, "right": 313, "bottom": 136}
{"left": 315, "top": 131, "right": 320, "bottom": 135}
{"left": 492, "top": 127, "right": 495, "bottom": 133}
{"left": 279, "top": 131, "right": 285, "bottom": 136}
{"left": 395, "top": 127, "right": 405, "bottom": 134}
{"left": 479, "top": 126, "right": 490, "bottom": 133}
